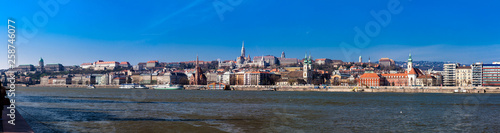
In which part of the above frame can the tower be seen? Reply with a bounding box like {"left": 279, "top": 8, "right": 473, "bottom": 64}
{"left": 303, "top": 53, "right": 312, "bottom": 84}
{"left": 407, "top": 53, "right": 416, "bottom": 86}
{"left": 39, "top": 57, "right": 44, "bottom": 72}
{"left": 407, "top": 53, "right": 413, "bottom": 72}
{"left": 281, "top": 51, "right": 285, "bottom": 58}
{"left": 195, "top": 55, "right": 200, "bottom": 85}
{"left": 359, "top": 56, "right": 362, "bottom": 63}
{"left": 259, "top": 55, "right": 265, "bottom": 67}
{"left": 241, "top": 41, "right": 245, "bottom": 57}
{"left": 368, "top": 57, "right": 371, "bottom": 63}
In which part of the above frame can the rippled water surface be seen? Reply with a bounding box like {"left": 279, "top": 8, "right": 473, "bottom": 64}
{"left": 16, "top": 87, "right": 500, "bottom": 132}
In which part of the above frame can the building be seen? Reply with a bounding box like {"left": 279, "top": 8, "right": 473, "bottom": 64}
{"left": 146, "top": 60, "right": 159, "bottom": 68}
{"left": 482, "top": 64, "right": 500, "bottom": 86}
{"left": 119, "top": 62, "right": 131, "bottom": 68}
{"left": 379, "top": 58, "right": 395, "bottom": 67}
{"left": 222, "top": 71, "right": 235, "bottom": 85}
{"left": 358, "top": 73, "right": 381, "bottom": 86}
{"left": 315, "top": 58, "right": 332, "bottom": 65}
{"left": 190, "top": 56, "right": 207, "bottom": 85}
{"left": 443, "top": 63, "right": 459, "bottom": 86}
{"left": 45, "top": 63, "right": 64, "bottom": 72}
{"left": 52, "top": 77, "right": 71, "bottom": 85}
{"left": 136, "top": 62, "right": 147, "bottom": 70}
{"left": 472, "top": 63, "right": 483, "bottom": 86}
{"left": 94, "top": 61, "right": 119, "bottom": 70}
{"left": 243, "top": 72, "right": 275, "bottom": 85}
{"left": 15, "top": 64, "right": 35, "bottom": 72}
{"left": 235, "top": 41, "right": 253, "bottom": 67}
{"left": 416, "top": 75, "right": 436, "bottom": 86}
{"left": 278, "top": 57, "right": 299, "bottom": 66}
{"left": 456, "top": 65, "right": 472, "bottom": 87}
{"left": 38, "top": 58, "right": 44, "bottom": 72}
{"left": 111, "top": 77, "right": 127, "bottom": 85}
{"left": 381, "top": 73, "right": 408, "bottom": 86}
{"left": 253, "top": 56, "right": 278, "bottom": 66}
{"left": 359, "top": 56, "right": 362, "bottom": 63}
{"left": 71, "top": 75, "right": 96, "bottom": 85}
{"left": 80, "top": 63, "right": 94, "bottom": 69}
{"left": 303, "top": 54, "right": 313, "bottom": 84}
{"left": 157, "top": 72, "right": 188, "bottom": 85}
{"left": 218, "top": 60, "right": 236, "bottom": 68}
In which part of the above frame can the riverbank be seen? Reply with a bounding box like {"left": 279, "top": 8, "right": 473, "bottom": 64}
{"left": 22, "top": 84, "right": 500, "bottom": 93}
{"left": 185, "top": 85, "right": 500, "bottom": 94}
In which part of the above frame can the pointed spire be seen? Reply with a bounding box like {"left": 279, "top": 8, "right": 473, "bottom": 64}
{"left": 196, "top": 54, "right": 199, "bottom": 67}
{"left": 241, "top": 41, "right": 245, "bottom": 57}
{"left": 408, "top": 53, "right": 413, "bottom": 62}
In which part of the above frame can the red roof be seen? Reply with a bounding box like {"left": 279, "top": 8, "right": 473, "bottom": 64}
{"left": 360, "top": 73, "right": 380, "bottom": 78}
{"left": 81, "top": 63, "right": 93, "bottom": 66}
{"left": 147, "top": 60, "right": 158, "bottom": 63}
{"left": 408, "top": 68, "right": 423, "bottom": 75}
{"left": 120, "top": 62, "right": 130, "bottom": 65}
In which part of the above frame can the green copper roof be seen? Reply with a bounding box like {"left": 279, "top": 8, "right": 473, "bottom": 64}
{"left": 408, "top": 53, "right": 413, "bottom": 62}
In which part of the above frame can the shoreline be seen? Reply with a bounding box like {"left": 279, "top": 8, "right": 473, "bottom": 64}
{"left": 19, "top": 84, "right": 500, "bottom": 94}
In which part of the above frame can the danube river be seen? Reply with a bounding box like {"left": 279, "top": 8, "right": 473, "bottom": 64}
{"left": 16, "top": 87, "right": 500, "bottom": 132}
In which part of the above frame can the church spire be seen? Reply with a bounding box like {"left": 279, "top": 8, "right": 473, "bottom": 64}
{"left": 241, "top": 41, "right": 245, "bottom": 57}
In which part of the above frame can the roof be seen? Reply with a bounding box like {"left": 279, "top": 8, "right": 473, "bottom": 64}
{"left": 457, "top": 66, "right": 471, "bottom": 69}
{"left": 247, "top": 71, "right": 270, "bottom": 74}
{"left": 120, "top": 62, "right": 130, "bottom": 65}
{"left": 381, "top": 73, "right": 408, "bottom": 77}
{"left": 81, "top": 63, "right": 93, "bottom": 66}
{"left": 359, "top": 73, "right": 380, "bottom": 78}
{"left": 408, "top": 68, "right": 423, "bottom": 75}
{"left": 147, "top": 60, "right": 159, "bottom": 63}
{"left": 417, "top": 75, "right": 435, "bottom": 79}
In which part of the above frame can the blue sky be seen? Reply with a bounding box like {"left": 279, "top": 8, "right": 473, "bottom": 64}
{"left": 1, "top": 0, "right": 499, "bottom": 68}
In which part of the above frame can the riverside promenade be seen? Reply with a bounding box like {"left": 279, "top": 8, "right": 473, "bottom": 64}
{"left": 2, "top": 106, "right": 34, "bottom": 133}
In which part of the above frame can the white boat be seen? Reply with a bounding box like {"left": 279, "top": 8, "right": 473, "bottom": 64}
{"left": 119, "top": 84, "right": 147, "bottom": 89}
{"left": 87, "top": 85, "right": 96, "bottom": 89}
{"left": 152, "top": 84, "right": 183, "bottom": 90}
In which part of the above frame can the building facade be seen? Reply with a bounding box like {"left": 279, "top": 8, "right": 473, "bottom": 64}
{"left": 472, "top": 63, "right": 483, "bottom": 86}
{"left": 359, "top": 73, "right": 381, "bottom": 86}
{"left": 456, "top": 66, "right": 472, "bottom": 87}
{"left": 443, "top": 63, "right": 458, "bottom": 86}
{"left": 482, "top": 64, "right": 500, "bottom": 86}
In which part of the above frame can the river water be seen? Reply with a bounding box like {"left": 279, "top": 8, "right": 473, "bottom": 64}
{"left": 15, "top": 87, "right": 500, "bottom": 132}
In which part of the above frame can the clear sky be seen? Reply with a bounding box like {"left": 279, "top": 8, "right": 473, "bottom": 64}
{"left": 1, "top": 0, "right": 499, "bottom": 69}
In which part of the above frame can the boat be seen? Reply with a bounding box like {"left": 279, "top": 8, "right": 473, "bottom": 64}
{"left": 152, "top": 84, "right": 183, "bottom": 90}
{"left": 87, "top": 85, "right": 96, "bottom": 89}
{"left": 119, "top": 84, "right": 147, "bottom": 89}
{"left": 207, "top": 83, "right": 231, "bottom": 90}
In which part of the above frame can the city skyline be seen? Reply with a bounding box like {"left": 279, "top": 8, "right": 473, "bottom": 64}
{"left": 1, "top": 0, "right": 499, "bottom": 68}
